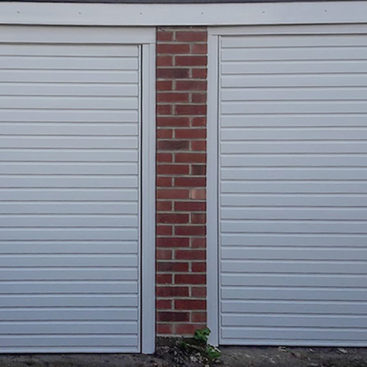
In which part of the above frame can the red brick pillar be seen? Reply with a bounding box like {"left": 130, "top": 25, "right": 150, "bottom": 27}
{"left": 156, "top": 27, "right": 208, "bottom": 336}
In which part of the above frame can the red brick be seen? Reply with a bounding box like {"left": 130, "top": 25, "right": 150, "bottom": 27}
{"left": 157, "top": 129, "right": 173, "bottom": 139}
{"left": 175, "top": 56, "right": 207, "bottom": 66}
{"left": 175, "top": 274, "right": 206, "bottom": 285}
{"left": 156, "top": 153, "right": 173, "bottom": 163}
{"left": 157, "top": 164, "right": 190, "bottom": 175}
{"left": 176, "top": 80, "right": 207, "bottom": 91}
{"left": 157, "top": 323, "right": 173, "bottom": 334}
{"left": 157, "top": 189, "right": 189, "bottom": 200}
{"left": 157, "top": 262, "right": 189, "bottom": 272}
{"left": 157, "top": 68, "right": 190, "bottom": 79}
{"left": 175, "top": 129, "right": 206, "bottom": 139}
{"left": 157, "top": 117, "right": 190, "bottom": 127}
{"left": 191, "top": 238, "right": 206, "bottom": 248}
{"left": 192, "top": 68, "right": 207, "bottom": 79}
{"left": 175, "top": 323, "right": 206, "bottom": 335}
{"left": 175, "top": 153, "right": 206, "bottom": 163}
{"left": 156, "top": 274, "right": 173, "bottom": 284}
{"left": 175, "top": 177, "right": 206, "bottom": 187}
{"left": 157, "top": 140, "right": 189, "bottom": 151}
{"left": 175, "top": 201, "right": 206, "bottom": 212}
{"left": 157, "top": 43, "right": 190, "bottom": 54}
{"left": 157, "top": 237, "right": 190, "bottom": 248}
{"left": 191, "top": 93, "right": 207, "bottom": 103}
{"left": 156, "top": 249, "right": 173, "bottom": 260}
{"left": 175, "top": 250, "right": 206, "bottom": 260}
{"left": 157, "top": 177, "right": 172, "bottom": 187}
{"left": 175, "top": 226, "right": 206, "bottom": 236}
{"left": 175, "top": 31, "right": 207, "bottom": 42}
{"left": 156, "top": 299, "right": 172, "bottom": 310}
{"left": 190, "top": 189, "right": 206, "bottom": 200}
{"left": 192, "top": 287, "right": 207, "bottom": 298}
{"left": 192, "top": 117, "right": 206, "bottom": 126}
{"left": 157, "top": 311, "right": 190, "bottom": 322}
{"left": 191, "top": 141, "right": 206, "bottom": 151}
{"left": 157, "top": 55, "right": 173, "bottom": 66}
{"left": 157, "top": 104, "right": 172, "bottom": 115}
{"left": 157, "top": 29, "right": 174, "bottom": 42}
{"left": 157, "top": 80, "right": 173, "bottom": 91}
{"left": 156, "top": 201, "right": 172, "bottom": 211}
{"left": 157, "top": 286, "right": 189, "bottom": 297}
{"left": 192, "top": 262, "right": 206, "bottom": 272}
{"left": 175, "top": 105, "right": 207, "bottom": 115}
{"left": 157, "top": 93, "right": 189, "bottom": 103}
{"left": 156, "top": 27, "right": 208, "bottom": 337}
{"left": 175, "top": 299, "right": 206, "bottom": 310}
{"left": 191, "top": 43, "right": 208, "bottom": 54}
{"left": 157, "top": 213, "right": 189, "bottom": 224}
{"left": 191, "top": 165, "right": 206, "bottom": 175}
{"left": 156, "top": 225, "right": 173, "bottom": 236}
{"left": 191, "top": 312, "right": 207, "bottom": 323}
{"left": 191, "top": 213, "right": 206, "bottom": 224}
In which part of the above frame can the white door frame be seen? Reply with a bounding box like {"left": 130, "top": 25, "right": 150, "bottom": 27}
{"left": 0, "top": 25, "right": 156, "bottom": 354}
{"left": 207, "top": 23, "right": 367, "bottom": 346}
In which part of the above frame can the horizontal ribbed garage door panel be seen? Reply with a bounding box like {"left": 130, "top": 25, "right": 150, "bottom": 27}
{"left": 0, "top": 215, "right": 138, "bottom": 227}
{"left": 0, "top": 177, "right": 138, "bottom": 188}
{"left": 222, "top": 288, "right": 367, "bottom": 301}
{"left": 222, "top": 300, "right": 367, "bottom": 314}
{"left": 0, "top": 151, "right": 138, "bottom": 162}
{"left": 222, "top": 47, "right": 367, "bottom": 61}
{"left": 0, "top": 241, "right": 138, "bottom": 254}
{"left": 0, "top": 84, "right": 139, "bottom": 97}
{"left": 0, "top": 189, "right": 138, "bottom": 201}
{"left": 222, "top": 315, "right": 367, "bottom": 328}
{"left": 222, "top": 114, "right": 367, "bottom": 127}
{"left": 0, "top": 37, "right": 141, "bottom": 352}
{"left": 222, "top": 234, "right": 367, "bottom": 247}
{"left": 0, "top": 123, "right": 138, "bottom": 136}
{"left": 0, "top": 163, "right": 138, "bottom": 174}
{"left": 219, "top": 29, "right": 367, "bottom": 346}
{"left": 221, "top": 155, "right": 367, "bottom": 167}
{"left": 0, "top": 309, "right": 138, "bottom": 321}
{"left": 221, "top": 181, "right": 367, "bottom": 194}
{"left": 0, "top": 229, "right": 138, "bottom": 240}
{"left": 0, "top": 110, "right": 138, "bottom": 122}
{"left": 0, "top": 44, "right": 139, "bottom": 57}
{"left": 222, "top": 62, "right": 367, "bottom": 75}
{"left": 222, "top": 194, "right": 367, "bottom": 207}
{"left": 222, "top": 247, "right": 367, "bottom": 260}
{"left": 0, "top": 268, "right": 138, "bottom": 281}
{"left": 0, "top": 56, "right": 138, "bottom": 70}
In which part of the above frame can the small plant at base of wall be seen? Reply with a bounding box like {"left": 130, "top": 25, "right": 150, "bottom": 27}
{"left": 180, "top": 327, "right": 221, "bottom": 366}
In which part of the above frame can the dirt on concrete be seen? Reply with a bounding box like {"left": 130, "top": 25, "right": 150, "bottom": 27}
{"left": 0, "top": 344, "right": 366, "bottom": 367}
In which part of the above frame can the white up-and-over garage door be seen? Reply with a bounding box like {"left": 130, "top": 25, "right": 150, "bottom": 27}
{"left": 0, "top": 26, "right": 155, "bottom": 353}
{"left": 209, "top": 25, "right": 367, "bottom": 346}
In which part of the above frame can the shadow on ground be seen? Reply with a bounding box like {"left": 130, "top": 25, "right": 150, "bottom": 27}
{"left": 0, "top": 346, "right": 366, "bottom": 367}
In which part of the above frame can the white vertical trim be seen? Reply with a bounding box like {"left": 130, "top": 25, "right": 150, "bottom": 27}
{"left": 207, "top": 29, "right": 220, "bottom": 347}
{"left": 141, "top": 39, "right": 156, "bottom": 354}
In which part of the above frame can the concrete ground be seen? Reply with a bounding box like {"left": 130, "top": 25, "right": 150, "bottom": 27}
{"left": 0, "top": 347, "right": 366, "bottom": 367}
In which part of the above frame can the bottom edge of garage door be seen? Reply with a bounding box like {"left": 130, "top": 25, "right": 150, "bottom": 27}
{"left": 0, "top": 347, "right": 140, "bottom": 354}
{"left": 220, "top": 340, "right": 367, "bottom": 347}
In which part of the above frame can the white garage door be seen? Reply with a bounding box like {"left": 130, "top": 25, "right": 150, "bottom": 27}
{"left": 0, "top": 26, "right": 146, "bottom": 352}
{"left": 217, "top": 26, "right": 367, "bottom": 346}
